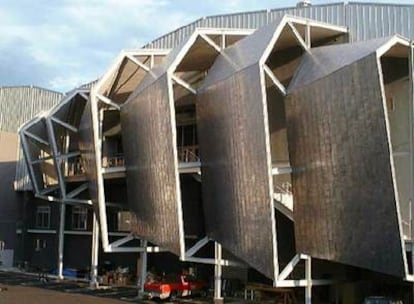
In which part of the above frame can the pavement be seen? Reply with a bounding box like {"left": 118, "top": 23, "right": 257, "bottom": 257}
{"left": 0, "top": 270, "right": 155, "bottom": 303}
{"left": 0, "top": 271, "right": 261, "bottom": 304}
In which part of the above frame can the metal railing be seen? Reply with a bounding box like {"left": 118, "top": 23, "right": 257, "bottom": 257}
{"left": 274, "top": 181, "right": 292, "bottom": 195}
{"left": 63, "top": 146, "right": 199, "bottom": 177}
{"left": 66, "top": 156, "right": 85, "bottom": 176}
{"left": 177, "top": 145, "right": 200, "bottom": 163}
{"left": 102, "top": 155, "right": 125, "bottom": 168}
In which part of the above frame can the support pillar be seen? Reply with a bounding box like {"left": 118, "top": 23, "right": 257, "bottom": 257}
{"left": 57, "top": 203, "right": 66, "bottom": 280}
{"left": 139, "top": 240, "right": 148, "bottom": 296}
{"left": 409, "top": 40, "right": 414, "bottom": 302}
{"left": 305, "top": 256, "right": 312, "bottom": 304}
{"left": 90, "top": 213, "right": 99, "bottom": 288}
{"left": 214, "top": 242, "right": 223, "bottom": 304}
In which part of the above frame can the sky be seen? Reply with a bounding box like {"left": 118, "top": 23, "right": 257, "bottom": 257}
{"left": 1, "top": 0, "right": 413, "bottom": 92}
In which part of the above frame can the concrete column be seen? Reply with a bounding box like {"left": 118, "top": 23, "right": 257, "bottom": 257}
{"left": 57, "top": 203, "right": 66, "bottom": 280}
{"left": 138, "top": 240, "right": 148, "bottom": 296}
{"left": 214, "top": 242, "right": 223, "bottom": 304}
{"left": 305, "top": 256, "right": 312, "bottom": 304}
{"left": 90, "top": 213, "right": 99, "bottom": 288}
{"left": 409, "top": 41, "right": 414, "bottom": 302}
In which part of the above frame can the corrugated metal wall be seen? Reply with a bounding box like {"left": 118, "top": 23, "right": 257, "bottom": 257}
{"left": 346, "top": 3, "right": 414, "bottom": 41}
{"left": 1, "top": 86, "right": 64, "bottom": 191}
{"left": 0, "top": 86, "right": 62, "bottom": 133}
{"left": 146, "top": 2, "right": 414, "bottom": 49}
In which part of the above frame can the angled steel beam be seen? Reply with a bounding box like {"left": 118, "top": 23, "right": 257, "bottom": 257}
{"left": 80, "top": 92, "right": 89, "bottom": 101}
{"left": 199, "top": 33, "right": 222, "bottom": 53}
{"left": 50, "top": 117, "right": 78, "bottom": 133}
{"left": 20, "top": 133, "right": 41, "bottom": 194}
{"left": 263, "top": 64, "right": 286, "bottom": 95}
{"left": 45, "top": 117, "right": 67, "bottom": 197}
{"left": 287, "top": 21, "right": 310, "bottom": 51}
{"left": 185, "top": 236, "right": 209, "bottom": 257}
{"left": 96, "top": 94, "right": 121, "bottom": 110}
{"left": 39, "top": 185, "right": 60, "bottom": 195}
{"left": 107, "top": 234, "right": 134, "bottom": 248}
{"left": 171, "top": 75, "right": 197, "bottom": 94}
{"left": 66, "top": 183, "right": 89, "bottom": 199}
{"left": 23, "top": 131, "right": 49, "bottom": 146}
{"left": 125, "top": 54, "right": 150, "bottom": 72}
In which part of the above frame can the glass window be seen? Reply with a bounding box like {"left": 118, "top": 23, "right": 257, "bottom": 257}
{"left": 34, "top": 239, "right": 47, "bottom": 251}
{"left": 72, "top": 206, "right": 88, "bottom": 230}
{"left": 35, "top": 206, "right": 50, "bottom": 229}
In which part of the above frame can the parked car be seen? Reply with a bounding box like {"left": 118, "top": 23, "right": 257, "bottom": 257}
{"left": 144, "top": 273, "right": 208, "bottom": 300}
{"left": 363, "top": 296, "right": 403, "bottom": 304}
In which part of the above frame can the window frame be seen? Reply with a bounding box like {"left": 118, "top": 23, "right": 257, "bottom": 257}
{"left": 71, "top": 206, "right": 88, "bottom": 230}
{"left": 35, "top": 205, "right": 51, "bottom": 229}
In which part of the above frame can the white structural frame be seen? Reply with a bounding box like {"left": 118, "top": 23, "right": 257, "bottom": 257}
{"left": 88, "top": 48, "right": 171, "bottom": 254}
{"left": 90, "top": 30, "right": 258, "bottom": 259}
{"left": 20, "top": 89, "right": 92, "bottom": 279}
{"left": 376, "top": 35, "right": 414, "bottom": 282}
{"left": 255, "top": 16, "right": 348, "bottom": 302}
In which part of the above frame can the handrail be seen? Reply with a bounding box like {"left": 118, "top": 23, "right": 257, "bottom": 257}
{"left": 274, "top": 181, "right": 292, "bottom": 194}
{"left": 65, "top": 146, "right": 200, "bottom": 177}
{"left": 177, "top": 145, "right": 200, "bottom": 163}
{"left": 102, "top": 155, "right": 125, "bottom": 168}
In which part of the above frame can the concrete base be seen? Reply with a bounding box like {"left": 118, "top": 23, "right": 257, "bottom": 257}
{"left": 214, "top": 298, "right": 224, "bottom": 304}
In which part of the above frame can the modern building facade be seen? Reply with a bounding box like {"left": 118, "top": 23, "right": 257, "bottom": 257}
{"left": 15, "top": 2, "right": 414, "bottom": 303}
{"left": 0, "top": 86, "right": 63, "bottom": 268}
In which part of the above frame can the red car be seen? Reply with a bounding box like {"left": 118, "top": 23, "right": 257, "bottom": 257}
{"left": 144, "top": 274, "right": 208, "bottom": 300}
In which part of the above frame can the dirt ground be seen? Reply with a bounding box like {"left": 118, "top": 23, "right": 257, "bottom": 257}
{"left": 0, "top": 284, "right": 129, "bottom": 304}
{"left": 0, "top": 271, "right": 217, "bottom": 304}
{"left": 0, "top": 271, "right": 263, "bottom": 304}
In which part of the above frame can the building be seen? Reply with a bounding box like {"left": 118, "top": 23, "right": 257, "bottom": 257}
{"left": 0, "top": 86, "right": 63, "bottom": 268}
{"left": 16, "top": 2, "right": 414, "bottom": 303}
{"left": 16, "top": 88, "right": 139, "bottom": 278}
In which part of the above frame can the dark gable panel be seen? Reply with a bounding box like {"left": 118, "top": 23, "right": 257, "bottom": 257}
{"left": 286, "top": 53, "right": 406, "bottom": 277}
{"left": 197, "top": 64, "right": 276, "bottom": 280}
{"left": 121, "top": 75, "right": 183, "bottom": 257}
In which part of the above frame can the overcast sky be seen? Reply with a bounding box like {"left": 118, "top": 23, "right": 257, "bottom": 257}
{"left": 1, "top": 0, "right": 413, "bottom": 92}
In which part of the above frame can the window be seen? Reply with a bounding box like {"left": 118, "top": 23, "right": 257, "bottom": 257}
{"left": 72, "top": 206, "right": 88, "bottom": 230}
{"left": 34, "top": 239, "right": 47, "bottom": 251}
{"left": 35, "top": 206, "right": 50, "bottom": 229}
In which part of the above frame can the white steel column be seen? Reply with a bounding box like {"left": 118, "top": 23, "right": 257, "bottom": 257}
{"left": 305, "top": 256, "right": 312, "bottom": 304}
{"left": 139, "top": 240, "right": 148, "bottom": 295}
{"left": 409, "top": 41, "right": 414, "bottom": 299}
{"left": 214, "top": 242, "right": 223, "bottom": 303}
{"left": 57, "top": 203, "right": 66, "bottom": 279}
{"left": 90, "top": 213, "right": 99, "bottom": 288}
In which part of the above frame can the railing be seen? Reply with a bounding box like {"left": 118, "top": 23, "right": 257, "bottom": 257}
{"left": 63, "top": 147, "right": 199, "bottom": 176}
{"left": 177, "top": 145, "right": 200, "bottom": 163}
{"left": 67, "top": 156, "right": 85, "bottom": 176}
{"left": 274, "top": 181, "right": 292, "bottom": 195}
{"left": 102, "top": 155, "right": 125, "bottom": 168}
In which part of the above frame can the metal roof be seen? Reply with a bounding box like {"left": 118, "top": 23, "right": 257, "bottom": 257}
{"left": 145, "top": 2, "right": 414, "bottom": 49}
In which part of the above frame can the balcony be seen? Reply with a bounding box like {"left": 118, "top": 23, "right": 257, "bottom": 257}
{"left": 64, "top": 145, "right": 202, "bottom": 183}
{"left": 102, "top": 155, "right": 125, "bottom": 168}
{"left": 67, "top": 156, "right": 85, "bottom": 177}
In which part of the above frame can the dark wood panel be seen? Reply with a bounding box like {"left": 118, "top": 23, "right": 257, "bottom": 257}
{"left": 286, "top": 53, "right": 406, "bottom": 277}
{"left": 198, "top": 64, "right": 277, "bottom": 280}
{"left": 121, "top": 75, "right": 183, "bottom": 257}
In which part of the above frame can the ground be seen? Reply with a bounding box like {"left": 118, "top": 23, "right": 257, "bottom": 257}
{"left": 0, "top": 271, "right": 215, "bottom": 304}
